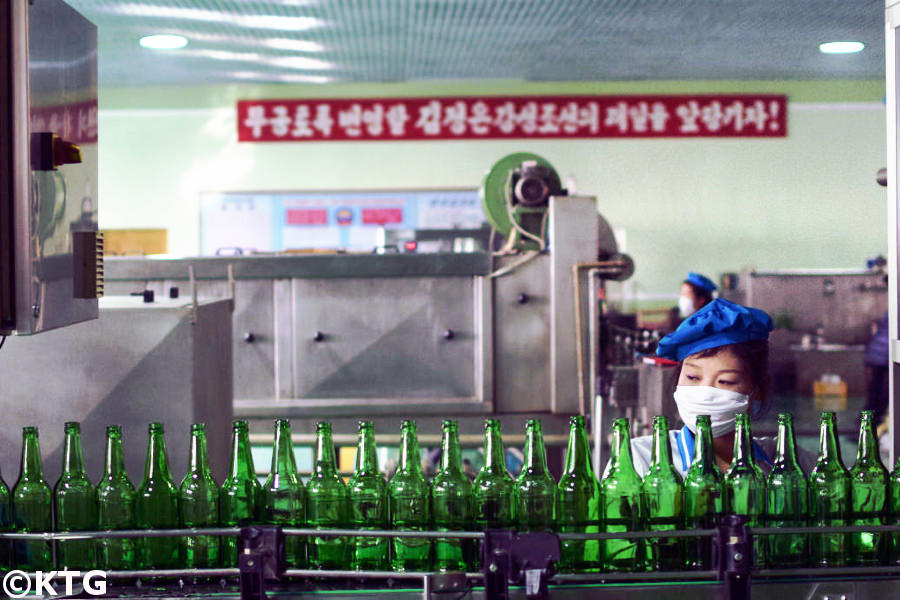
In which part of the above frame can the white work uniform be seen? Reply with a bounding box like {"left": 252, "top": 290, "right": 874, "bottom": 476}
{"left": 628, "top": 425, "right": 776, "bottom": 479}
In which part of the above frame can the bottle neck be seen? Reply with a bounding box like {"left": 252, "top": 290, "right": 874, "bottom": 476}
{"left": 61, "top": 428, "right": 87, "bottom": 478}
{"left": 857, "top": 416, "right": 879, "bottom": 464}
{"left": 483, "top": 424, "right": 506, "bottom": 473}
{"left": 104, "top": 430, "right": 127, "bottom": 480}
{"left": 20, "top": 432, "right": 44, "bottom": 481}
{"left": 314, "top": 425, "right": 338, "bottom": 475}
{"left": 818, "top": 417, "right": 841, "bottom": 463}
{"left": 188, "top": 428, "right": 211, "bottom": 476}
{"left": 563, "top": 422, "right": 595, "bottom": 478}
{"left": 355, "top": 425, "right": 379, "bottom": 474}
{"left": 650, "top": 422, "right": 674, "bottom": 469}
{"left": 271, "top": 423, "right": 298, "bottom": 476}
{"left": 399, "top": 426, "right": 422, "bottom": 474}
{"left": 608, "top": 421, "right": 634, "bottom": 470}
{"left": 732, "top": 417, "right": 754, "bottom": 464}
{"left": 774, "top": 417, "right": 800, "bottom": 468}
{"left": 440, "top": 425, "right": 464, "bottom": 474}
{"left": 144, "top": 430, "right": 172, "bottom": 482}
{"left": 523, "top": 422, "right": 549, "bottom": 475}
{"left": 228, "top": 424, "right": 256, "bottom": 480}
{"left": 694, "top": 422, "right": 717, "bottom": 469}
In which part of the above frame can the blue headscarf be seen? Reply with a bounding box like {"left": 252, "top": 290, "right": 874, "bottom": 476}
{"left": 685, "top": 272, "right": 717, "bottom": 292}
{"left": 657, "top": 298, "right": 773, "bottom": 362}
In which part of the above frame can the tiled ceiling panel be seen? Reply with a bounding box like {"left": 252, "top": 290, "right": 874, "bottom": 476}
{"left": 63, "top": 0, "right": 884, "bottom": 87}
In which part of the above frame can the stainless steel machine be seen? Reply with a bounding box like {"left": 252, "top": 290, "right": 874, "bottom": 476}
{"left": 0, "top": 0, "right": 102, "bottom": 336}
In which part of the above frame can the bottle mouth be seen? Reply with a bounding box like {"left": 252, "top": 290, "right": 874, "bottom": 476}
{"left": 191, "top": 423, "right": 206, "bottom": 432}
{"left": 316, "top": 421, "right": 330, "bottom": 430}
{"left": 358, "top": 420, "right": 373, "bottom": 430}
{"left": 401, "top": 419, "right": 415, "bottom": 428}
{"left": 64, "top": 421, "right": 80, "bottom": 430}
{"left": 22, "top": 426, "right": 38, "bottom": 435}
{"left": 106, "top": 425, "right": 122, "bottom": 436}
{"left": 274, "top": 418, "right": 290, "bottom": 427}
{"left": 232, "top": 420, "right": 248, "bottom": 429}
{"left": 149, "top": 422, "right": 164, "bottom": 433}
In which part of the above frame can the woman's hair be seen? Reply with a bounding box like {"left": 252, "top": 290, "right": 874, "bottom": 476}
{"left": 671, "top": 339, "right": 771, "bottom": 415}
{"left": 684, "top": 280, "right": 714, "bottom": 309}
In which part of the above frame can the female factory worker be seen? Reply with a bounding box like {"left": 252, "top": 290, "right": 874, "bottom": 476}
{"left": 678, "top": 272, "right": 717, "bottom": 319}
{"left": 629, "top": 298, "right": 776, "bottom": 478}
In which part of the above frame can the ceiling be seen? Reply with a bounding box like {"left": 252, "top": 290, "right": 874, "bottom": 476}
{"left": 63, "top": 0, "right": 885, "bottom": 88}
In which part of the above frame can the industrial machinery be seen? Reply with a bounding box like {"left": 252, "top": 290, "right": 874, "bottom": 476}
{"left": 0, "top": 0, "right": 102, "bottom": 335}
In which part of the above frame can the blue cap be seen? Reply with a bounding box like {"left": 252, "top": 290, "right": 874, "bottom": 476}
{"left": 656, "top": 298, "right": 773, "bottom": 361}
{"left": 685, "top": 272, "right": 717, "bottom": 292}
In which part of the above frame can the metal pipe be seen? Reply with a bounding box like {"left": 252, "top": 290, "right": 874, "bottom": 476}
{"left": 281, "top": 570, "right": 483, "bottom": 580}
{"left": 281, "top": 528, "right": 485, "bottom": 539}
{"left": 553, "top": 570, "right": 718, "bottom": 582}
{"left": 248, "top": 433, "right": 571, "bottom": 447}
{"left": 105, "top": 568, "right": 240, "bottom": 579}
{"left": 557, "top": 529, "right": 718, "bottom": 540}
{"left": 0, "top": 527, "right": 241, "bottom": 540}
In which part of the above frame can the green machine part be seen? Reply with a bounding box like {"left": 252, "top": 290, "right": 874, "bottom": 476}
{"left": 479, "top": 152, "right": 558, "bottom": 251}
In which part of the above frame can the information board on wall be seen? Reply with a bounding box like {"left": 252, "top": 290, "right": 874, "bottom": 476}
{"left": 199, "top": 189, "right": 483, "bottom": 255}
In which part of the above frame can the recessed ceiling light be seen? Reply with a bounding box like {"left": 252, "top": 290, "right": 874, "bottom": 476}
{"left": 140, "top": 34, "right": 188, "bottom": 49}
{"left": 264, "top": 38, "right": 324, "bottom": 53}
{"left": 819, "top": 41, "right": 865, "bottom": 54}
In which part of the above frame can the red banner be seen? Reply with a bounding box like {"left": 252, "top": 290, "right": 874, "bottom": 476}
{"left": 31, "top": 100, "right": 98, "bottom": 145}
{"left": 286, "top": 209, "right": 328, "bottom": 225}
{"left": 361, "top": 208, "right": 403, "bottom": 225}
{"left": 237, "top": 95, "right": 787, "bottom": 142}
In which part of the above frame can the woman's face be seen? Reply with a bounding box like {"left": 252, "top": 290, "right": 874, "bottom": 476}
{"left": 677, "top": 347, "right": 756, "bottom": 399}
{"left": 680, "top": 282, "right": 697, "bottom": 305}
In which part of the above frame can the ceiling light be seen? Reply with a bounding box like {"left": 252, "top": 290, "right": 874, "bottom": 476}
{"left": 264, "top": 38, "right": 324, "bottom": 53}
{"left": 232, "top": 71, "right": 332, "bottom": 84}
{"left": 114, "top": 4, "right": 322, "bottom": 31}
{"left": 139, "top": 34, "right": 188, "bottom": 49}
{"left": 819, "top": 41, "right": 865, "bottom": 54}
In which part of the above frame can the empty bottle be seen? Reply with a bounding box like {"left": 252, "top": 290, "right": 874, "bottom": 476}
{"left": 261, "top": 419, "right": 306, "bottom": 568}
{"left": 724, "top": 413, "right": 765, "bottom": 568}
{"left": 641, "top": 415, "right": 683, "bottom": 571}
{"left": 54, "top": 422, "right": 98, "bottom": 570}
{"left": 389, "top": 420, "right": 431, "bottom": 571}
{"left": 889, "top": 446, "right": 900, "bottom": 564}
{"left": 307, "top": 421, "right": 349, "bottom": 570}
{"left": 12, "top": 426, "right": 52, "bottom": 570}
{"left": 516, "top": 419, "right": 556, "bottom": 533}
{"left": 557, "top": 415, "right": 600, "bottom": 573}
{"left": 473, "top": 419, "right": 516, "bottom": 529}
{"left": 849, "top": 410, "right": 888, "bottom": 565}
{"left": 0, "top": 454, "right": 10, "bottom": 570}
{"left": 97, "top": 425, "right": 137, "bottom": 570}
{"left": 348, "top": 421, "right": 388, "bottom": 571}
{"left": 179, "top": 423, "right": 219, "bottom": 568}
{"left": 432, "top": 420, "right": 474, "bottom": 572}
{"left": 219, "top": 420, "right": 261, "bottom": 567}
{"left": 808, "top": 411, "right": 851, "bottom": 567}
{"left": 765, "top": 413, "right": 807, "bottom": 567}
{"left": 683, "top": 415, "right": 723, "bottom": 570}
{"left": 135, "top": 423, "right": 180, "bottom": 569}
{"left": 600, "top": 418, "right": 645, "bottom": 571}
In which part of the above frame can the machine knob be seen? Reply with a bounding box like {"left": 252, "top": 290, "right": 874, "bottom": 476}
{"left": 517, "top": 293, "right": 529, "bottom": 304}
{"left": 313, "top": 331, "right": 325, "bottom": 342}
{"left": 243, "top": 332, "right": 256, "bottom": 343}
{"left": 443, "top": 329, "right": 455, "bottom": 340}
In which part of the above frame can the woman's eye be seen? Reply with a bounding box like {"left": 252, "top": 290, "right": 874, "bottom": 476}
{"left": 718, "top": 380, "right": 736, "bottom": 386}
{"left": 685, "top": 374, "right": 700, "bottom": 381}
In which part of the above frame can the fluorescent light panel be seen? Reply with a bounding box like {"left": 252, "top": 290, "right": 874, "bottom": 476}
{"left": 819, "top": 41, "right": 864, "bottom": 54}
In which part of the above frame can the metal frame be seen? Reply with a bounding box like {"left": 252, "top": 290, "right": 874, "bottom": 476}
{"left": 887, "top": 0, "right": 900, "bottom": 464}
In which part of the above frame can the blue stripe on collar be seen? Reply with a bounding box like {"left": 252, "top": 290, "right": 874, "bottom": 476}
{"left": 675, "top": 425, "right": 693, "bottom": 472}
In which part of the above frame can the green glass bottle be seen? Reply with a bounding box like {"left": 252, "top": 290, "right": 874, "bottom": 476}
{"left": 724, "top": 413, "right": 765, "bottom": 568}
{"left": 261, "top": 419, "right": 306, "bottom": 568}
{"left": 135, "top": 422, "right": 180, "bottom": 569}
{"left": 683, "top": 415, "right": 723, "bottom": 570}
{"left": 641, "top": 415, "right": 683, "bottom": 571}
{"left": 808, "top": 411, "right": 851, "bottom": 567}
{"left": 389, "top": 420, "right": 431, "bottom": 571}
{"left": 600, "top": 417, "right": 645, "bottom": 571}
{"left": 0, "top": 456, "right": 11, "bottom": 570}
{"left": 557, "top": 415, "right": 600, "bottom": 573}
{"left": 516, "top": 419, "right": 556, "bottom": 533}
{"left": 765, "top": 413, "right": 807, "bottom": 568}
{"left": 348, "top": 421, "right": 388, "bottom": 571}
{"left": 12, "top": 426, "right": 52, "bottom": 570}
{"left": 54, "top": 422, "right": 98, "bottom": 570}
{"left": 179, "top": 423, "right": 220, "bottom": 568}
{"left": 219, "top": 420, "right": 261, "bottom": 567}
{"left": 307, "top": 421, "right": 349, "bottom": 570}
{"left": 849, "top": 410, "right": 888, "bottom": 566}
{"left": 97, "top": 425, "right": 137, "bottom": 570}
{"left": 890, "top": 446, "right": 900, "bottom": 564}
{"left": 432, "top": 420, "right": 474, "bottom": 572}
{"left": 473, "top": 419, "right": 516, "bottom": 529}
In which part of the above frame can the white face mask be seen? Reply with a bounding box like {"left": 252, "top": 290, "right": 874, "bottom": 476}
{"left": 678, "top": 295, "right": 695, "bottom": 318}
{"left": 674, "top": 385, "right": 750, "bottom": 437}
